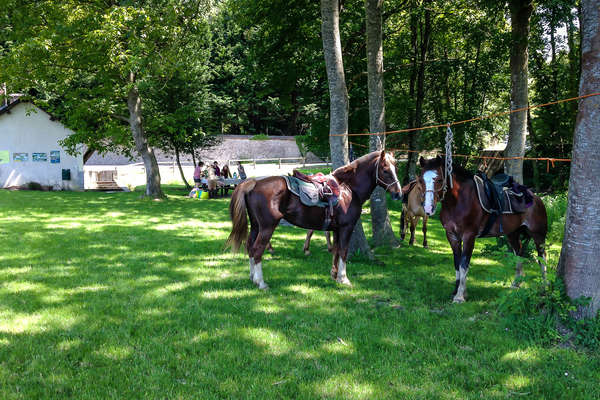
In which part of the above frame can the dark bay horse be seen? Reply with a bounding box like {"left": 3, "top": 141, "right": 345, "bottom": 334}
{"left": 419, "top": 156, "right": 548, "bottom": 303}
{"left": 226, "top": 151, "right": 402, "bottom": 289}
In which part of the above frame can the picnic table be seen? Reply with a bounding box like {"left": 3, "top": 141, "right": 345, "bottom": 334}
{"left": 199, "top": 177, "right": 243, "bottom": 197}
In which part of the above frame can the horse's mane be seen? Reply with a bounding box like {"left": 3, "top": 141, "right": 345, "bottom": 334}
{"left": 332, "top": 151, "right": 379, "bottom": 183}
{"left": 449, "top": 163, "right": 474, "bottom": 182}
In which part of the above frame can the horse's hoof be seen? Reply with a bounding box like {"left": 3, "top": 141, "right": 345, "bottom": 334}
{"left": 304, "top": 250, "right": 310, "bottom": 256}
{"left": 258, "top": 282, "right": 269, "bottom": 290}
{"left": 336, "top": 277, "right": 352, "bottom": 287}
{"left": 452, "top": 296, "right": 465, "bottom": 303}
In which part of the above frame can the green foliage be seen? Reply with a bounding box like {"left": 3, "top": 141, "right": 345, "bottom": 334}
{"left": 497, "top": 278, "right": 600, "bottom": 350}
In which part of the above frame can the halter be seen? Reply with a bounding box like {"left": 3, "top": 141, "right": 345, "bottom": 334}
{"left": 375, "top": 156, "right": 400, "bottom": 191}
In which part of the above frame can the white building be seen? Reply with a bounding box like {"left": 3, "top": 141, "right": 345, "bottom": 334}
{"left": 0, "top": 100, "right": 84, "bottom": 190}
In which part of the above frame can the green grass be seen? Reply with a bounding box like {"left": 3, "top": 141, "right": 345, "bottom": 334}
{"left": 0, "top": 187, "right": 598, "bottom": 399}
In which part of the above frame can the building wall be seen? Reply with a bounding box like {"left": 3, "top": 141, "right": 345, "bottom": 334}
{"left": 0, "top": 102, "right": 84, "bottom": 190}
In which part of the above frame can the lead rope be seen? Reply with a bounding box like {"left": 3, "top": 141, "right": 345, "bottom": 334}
{"left": 443, "top": 123, "right": 454, "bottom": 198}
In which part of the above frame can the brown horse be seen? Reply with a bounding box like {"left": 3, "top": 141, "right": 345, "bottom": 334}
{"left": 226, "top": 151, "right": 402, "bottom": 289}
{"left": 419, "top": 156, "right": 548, "bottom": 303}
{"left": 400, "top": 181, "right": 429, "bottom": 248}
{"left": 303, "top": 230, "right": 333, "bottom": 255}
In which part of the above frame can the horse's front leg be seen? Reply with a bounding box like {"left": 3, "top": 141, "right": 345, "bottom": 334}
{"left": 335, "top": 226, "right": 354, "bottom": 286}
{"left": 303, "top": 230, "right": 315, "bottom": 256}
{"left": 445, "top": 230, "right": 462, "bottom": 297}
{"left": 325, "top": 231, "right": 333, "bottom": 253}
{"left": 454, "top": 233, "right": 476, "bottom": 303}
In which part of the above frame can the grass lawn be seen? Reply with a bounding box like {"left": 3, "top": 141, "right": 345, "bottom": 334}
{"left": 0, "top": 187, "right": 598, "bottom": 399}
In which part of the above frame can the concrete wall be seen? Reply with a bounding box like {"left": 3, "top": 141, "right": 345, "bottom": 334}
{"left": 0, "top": 102, "right": 84, "bottom": 190}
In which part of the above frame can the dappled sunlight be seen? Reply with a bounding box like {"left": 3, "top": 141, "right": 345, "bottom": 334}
{"left": 0, "top": 190, "right": 595, "bottom": 399}
{"left": 95, "top": 344, "right": 134, "bottom": 361}
{"left": 241, "top": 327, "right": 293, "bottom": 356}
{"left": 316, "top": 374, "right": 375, "bottom": 400}
{"left": 321, "top": 338, "right": 356, "bottom": 355}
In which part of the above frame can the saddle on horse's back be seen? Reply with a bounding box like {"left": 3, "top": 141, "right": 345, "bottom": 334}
{"left": 474, "top": 171, "right": 534, "bottom": 237}
{"left": 284, "top": 171, "right": 340, "bottom": 230}
{"left": 474, "top": 172, "right": 533, "bottom": 215}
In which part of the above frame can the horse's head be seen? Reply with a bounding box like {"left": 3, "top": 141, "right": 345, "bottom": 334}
{"left": 376, "top": 151, "right": 402, "bottom": 200}
{"left": 419, "top": 155, "right": 444, "bottom": 216}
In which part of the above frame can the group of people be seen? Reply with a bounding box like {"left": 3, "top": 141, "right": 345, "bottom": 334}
{"left": 192, "top": 160, "right": 247, "bottom": 198}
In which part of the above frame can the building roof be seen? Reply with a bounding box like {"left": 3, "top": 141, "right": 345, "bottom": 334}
{"left": 86, "top": 135, "right": 322, "bottom": 166}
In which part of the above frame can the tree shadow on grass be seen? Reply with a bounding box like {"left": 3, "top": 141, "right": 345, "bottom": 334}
{"left": 0, "top": 191, "right": 597, "bottom": 399}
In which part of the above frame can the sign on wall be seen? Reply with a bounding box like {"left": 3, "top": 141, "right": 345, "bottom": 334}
{"left": 13, "top": 153, "right": 28, "bottom": 162}
{"left": 50, "top": 151, "right": 60, "bottom": 164}
{"left": 0, "top": 151, "right": 8, "bottom": 164}
{"left": 32, "top": 152, "right": 48, "bottom": 162}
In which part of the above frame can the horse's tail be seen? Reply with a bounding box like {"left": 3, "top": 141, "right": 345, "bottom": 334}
{"left": 225, "top": 179, "right": 257, "bottom": 253}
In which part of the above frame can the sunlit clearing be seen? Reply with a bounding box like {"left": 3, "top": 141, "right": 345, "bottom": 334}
{"left": 503, "top": 374, "right": 531, "bottom": 390}
{"left": 501, "top": 349, "right": 540, "bottom": 363}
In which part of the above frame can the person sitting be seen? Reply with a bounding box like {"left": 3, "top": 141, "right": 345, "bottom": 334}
{"left": 221, "top": 163, "right": 232, "bottom": 178}
{"left": 220, "top": 163, "right": 233, "bottom": 197}
{"left": 213, "top": 161, "right": 221, "bottom": 177}
{"left": 193, "top": 161, "right": 204, "bottom": 188}
{"left": 237, "top": 162, "right": 247, "bottom": 180}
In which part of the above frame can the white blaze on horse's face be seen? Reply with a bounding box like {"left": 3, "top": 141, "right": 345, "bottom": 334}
{"left": 423, "top": 170, "right": 438, "bottom": 216}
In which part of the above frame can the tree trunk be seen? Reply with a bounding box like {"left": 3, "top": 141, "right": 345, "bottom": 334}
{"left": 404, "top": 2, "right": 419, "bottom": 183}
{"left": 366, "top": 0, "right": 398, "bottom": 247}
{"left": 321, "top": 0, "right": 372, "bottom": 259}
{"left": 406, "top": 1, "right": 430, "bottom": 182}
{"left": 175, "top": 147, "right": 191, "bottom": 190}
{"left": 505, "top": 0, "right": 533, "bottom": 184}
{"left": 127, "top": 74, "right": 164, "bottom": 199}
{"left": 557, "top": 0, "right": 600, "bottom": 319}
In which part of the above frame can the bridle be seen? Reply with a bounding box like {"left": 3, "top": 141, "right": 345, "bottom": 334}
{"left": 375, "top": 156, "right": 400, "bottom": 191}
{"left": 423, "top": 167, "right": 449, "bottom": 202}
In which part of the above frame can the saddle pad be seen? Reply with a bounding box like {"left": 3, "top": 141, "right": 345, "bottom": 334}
{"left": 283, "top": 175, "right": 329, "bottom": 208}
{"left": 473, "top": 175, "right": 533, "bottom": 214}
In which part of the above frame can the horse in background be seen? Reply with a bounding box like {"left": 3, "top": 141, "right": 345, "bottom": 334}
{"left": 303, "top": 230, "right": 332, "bottom": 255}
{"left": 226, "top": 151, "right": 402, "bottom": 289}
{"left": 419, "top": 156, "right": 548, "bottom": 303}
{"left": 400, "top": 180, "right": 429, "bottom": 248}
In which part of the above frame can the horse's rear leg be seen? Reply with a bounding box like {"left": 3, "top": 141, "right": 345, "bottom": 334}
{"left": 325, "top": 231, "right": 333, "bottom": 252}
{"left": 532, "top": 234, "right": 548, "bottom": 283}
{"left": 250, "top": 226, "right": 277, "bottom": 290}
{"left": 506, "top": 231, "right": 525, "bottom": 288}
{"left": 330, "top": 231, "right": 339, "bottom": 279}
{"left": 247, "top": 222, "right": 259, "bottom": 282}
{"left": 409, "top": 216, "right": 417, "bottom": 246}
{"left": 422, "top": 215, "right": 429, "bottom": 249}
{"left": 303, "top": 230, "right": 315, "bottom": 256}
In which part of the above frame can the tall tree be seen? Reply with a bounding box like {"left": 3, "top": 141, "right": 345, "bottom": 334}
{"left": 557, "top": 0, "right": 600, "bottom": 319}
{"left": 366, "top": 0, "right": 398, "bottom": 247}
{"left": 321, "top": 0, "right": 372, "bottom": 258}
{"left": 1, "top": 0, "right": 211, "bottom": 198}
{"left": 505, "top": 0, "right": 533, "bottom": 184}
